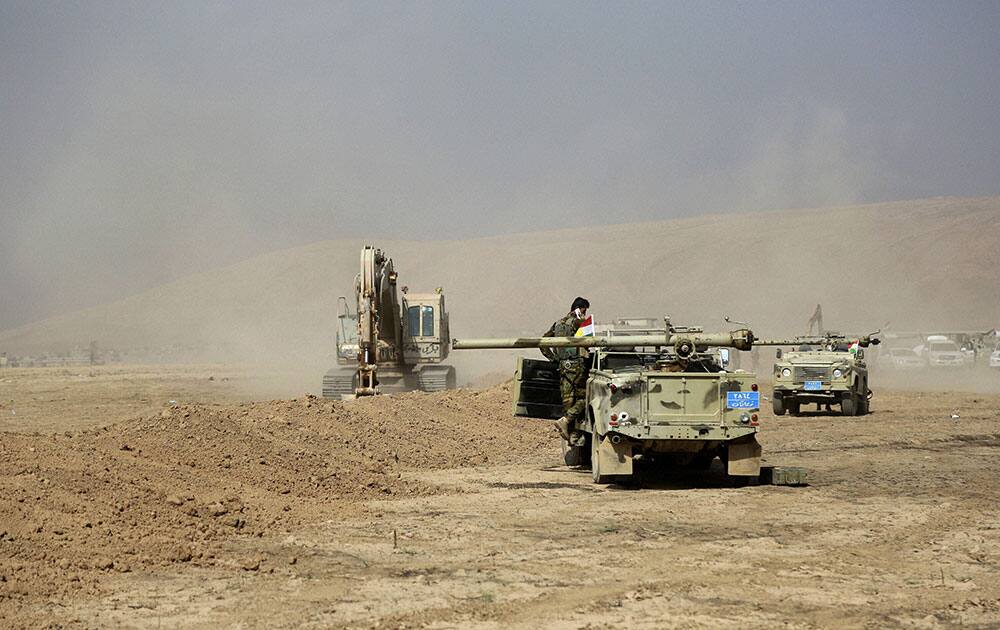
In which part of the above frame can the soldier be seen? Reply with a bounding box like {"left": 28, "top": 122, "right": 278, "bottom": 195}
{"left": 542, "top": 297, "right": 590, "bottom": 440}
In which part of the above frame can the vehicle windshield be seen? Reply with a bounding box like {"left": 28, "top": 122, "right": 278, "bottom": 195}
{"left": 599, "top": 351, "right": 652, "bottom": 372}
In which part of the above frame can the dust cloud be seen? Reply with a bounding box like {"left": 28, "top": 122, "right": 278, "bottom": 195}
{"left": 2, "top": 197, "right": 999, "bottom": 396}
{"left": 3, "top": 3, "right": 1000, "bottom": 332}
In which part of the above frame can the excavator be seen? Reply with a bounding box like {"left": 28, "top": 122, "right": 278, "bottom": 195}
{"left": 321, "top": 246, "right": 456, "bottom": 398}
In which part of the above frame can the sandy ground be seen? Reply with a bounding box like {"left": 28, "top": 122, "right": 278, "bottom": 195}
{"left": 0, "top": 365, "right": 258, "bottom": 433}
{"left": 3, "top": 365, "right": 1000, "bottom": 628}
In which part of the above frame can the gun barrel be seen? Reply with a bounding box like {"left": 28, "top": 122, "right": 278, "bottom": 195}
{"left": 756, "top": 335, "right": 879, "bottom": 348}
{"left": 754, "top": 338, "right": 820, "bottom": 346}
{"left": 453, "top": 330, "right": 755, "bottom": 351}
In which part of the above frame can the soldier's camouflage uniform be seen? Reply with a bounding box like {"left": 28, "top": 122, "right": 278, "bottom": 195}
{"left": 541, "top": 312, "right": 589, "bottom": 423}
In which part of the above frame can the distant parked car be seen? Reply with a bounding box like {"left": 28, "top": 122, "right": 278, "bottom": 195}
{"left": 884, "top": 347, "right": 925, "bottom": 370}
{"left": 926, "top": 336, "right": 965, "bottom": 367}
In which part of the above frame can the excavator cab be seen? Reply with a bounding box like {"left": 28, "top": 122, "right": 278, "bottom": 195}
{"left": 401, "top": 291, "right": 450, "bottom": 363}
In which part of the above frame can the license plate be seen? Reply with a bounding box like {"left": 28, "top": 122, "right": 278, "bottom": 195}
{"left": 726, "top": 391, "right": 759, "bottom": 409}
{"left": 804, "top": 380, "right": 823, "bottom": 391}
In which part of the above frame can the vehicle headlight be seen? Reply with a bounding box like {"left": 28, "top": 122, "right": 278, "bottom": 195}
{"left": 781, "top": 368, "right": 791, "bottom": 378}
{"left": 833, "top": 368, "right": 843, "bottom": 379}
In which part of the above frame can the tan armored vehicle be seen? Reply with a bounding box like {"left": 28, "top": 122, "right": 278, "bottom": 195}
{"left": 771, "top": 334, "right": 879, "bottom": 416}
{"left": 455, "top": 321, "right": 783, "bottom": 485}
{"left": 322, "top": 246, "right": 455, "bottom": 398}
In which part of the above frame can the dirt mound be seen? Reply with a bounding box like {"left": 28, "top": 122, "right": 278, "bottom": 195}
{"left": 0, "top": 385, "right": 551, "bottom": 605}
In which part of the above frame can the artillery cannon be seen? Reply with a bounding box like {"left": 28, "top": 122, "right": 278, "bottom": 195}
{"left": 454, "top": 328, "right": 756, "bottom": 354}
{"left": 454, "top": 324, "right": 789, "bottom": 485}
{"left": 769, "top": 332, "right": 881, "bottom": 354}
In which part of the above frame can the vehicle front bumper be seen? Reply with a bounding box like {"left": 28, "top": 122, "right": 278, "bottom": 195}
{"left": 773, "top": 383, "right": 851, "bottom": 401}
{"left": 929, "top": 359, "right": 965, "bottom": 367}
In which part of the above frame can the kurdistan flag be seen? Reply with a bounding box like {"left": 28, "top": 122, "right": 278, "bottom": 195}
{"left": 575, "top": 314, "right": 595, "bottom": 337}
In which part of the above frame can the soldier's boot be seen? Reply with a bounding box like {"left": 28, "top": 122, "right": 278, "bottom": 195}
{"left": 554, "top": 416, "right": 571, "bottom": 441}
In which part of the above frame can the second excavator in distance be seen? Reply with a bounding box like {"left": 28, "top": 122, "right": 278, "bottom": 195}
{"left": 321, "top": 246, "right": 456, "bottom": 398}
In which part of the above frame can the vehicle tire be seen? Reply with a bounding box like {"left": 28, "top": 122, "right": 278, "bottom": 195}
{"left": 858, "top": 391, "right": 871, "bottom": 415}
{"left": 590, "top": 433, "right": 615, "bottom": 484}
{"left": 562, "top": 438, "right": 587, "bottom": 467}
{"left": 690, "top": 451, "right": 716, "bottom": 470}
{"left": 841, "top": 394, "right": 857, "bottom": 416}
{"left": 772, "top": 395, "right": 786, "bottom": 416}
{"left": 787, "top": 399, "right": 801, "bottom": 416}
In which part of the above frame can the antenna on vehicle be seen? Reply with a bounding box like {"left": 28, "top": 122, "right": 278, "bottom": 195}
{"left": 725, "top": 315, "right": 749, "bottom": 327}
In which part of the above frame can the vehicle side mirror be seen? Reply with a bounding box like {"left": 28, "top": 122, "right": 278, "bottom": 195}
{"left": 775, "top": 348, "right": 783, "bottom": 359}
{"left": 719, "top": 348, "right": 730, "bottom": 367}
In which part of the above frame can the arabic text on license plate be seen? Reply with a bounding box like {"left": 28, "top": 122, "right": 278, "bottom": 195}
{"left": 804, "top": 380, "right": 822, "bottom": 391}
{"left": 726, "top": 391, "right": 759, "bottom": 409}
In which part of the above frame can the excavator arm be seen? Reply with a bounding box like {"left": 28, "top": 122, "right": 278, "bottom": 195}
{"left": 355, "top": 246, "right": 401, "bottom": 395}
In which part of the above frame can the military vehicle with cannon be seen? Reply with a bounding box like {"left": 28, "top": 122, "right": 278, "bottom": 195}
{"left": 771, "top": 333, "right": 880, "bottom": 416}
{"left": 454, "top": 319, "right": 800, "bottom": 485}
{"left": 322, "top": 246, "right": 456, "bottom": 398}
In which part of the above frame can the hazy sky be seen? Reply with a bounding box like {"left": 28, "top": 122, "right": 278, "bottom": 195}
{"left": 2, "top": 1, "right": 999, "bottom": 327}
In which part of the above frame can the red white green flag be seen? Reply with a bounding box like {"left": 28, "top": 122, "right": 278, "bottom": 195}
{"left": 575, "top": 315, "right": 595, "bottom": 337}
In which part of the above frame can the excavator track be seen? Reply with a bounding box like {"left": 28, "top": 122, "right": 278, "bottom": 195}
{"left": 417, "top": 366, "right": 457, "bottom": 392}
{"left": 322, "top": 370, "right": 356, "bottom": 399}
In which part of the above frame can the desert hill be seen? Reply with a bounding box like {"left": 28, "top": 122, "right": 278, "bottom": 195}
{"left": 2, "top": 196, "right": 999, "bottom": 388}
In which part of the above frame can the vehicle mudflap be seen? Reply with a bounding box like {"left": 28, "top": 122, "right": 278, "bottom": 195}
{"left": 726, "top": 434, "right": 762, "bottom": 477}
{"left": 595, "top": 434, "right": 633, "bottom": 476}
